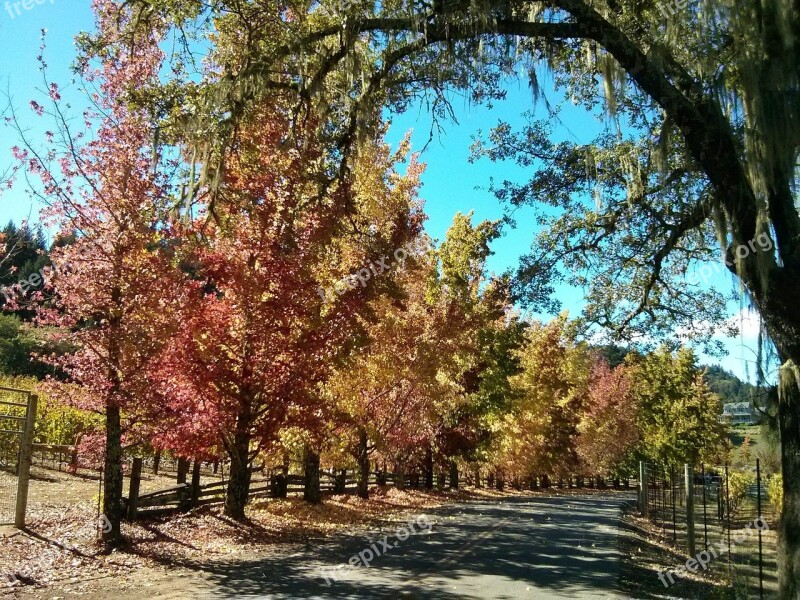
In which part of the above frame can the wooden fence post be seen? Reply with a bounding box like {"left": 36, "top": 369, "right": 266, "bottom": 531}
{"left": 685, "top": 463, "right": 696, "bottom": 557}
{"left": 449, "top": 461, "right": 459, "bottom": 489}
{"left": 15, "top": 394, "right": 38, "bottom": 529}
{"left": 69, "top": 443, "right": 79, "bottom": 474}
{"left": 639, "top": 461, "right": 649, "bottom": 516}
{"left": 128, "top": 458, "right": 143, "bottom": 521}
{"left": 303, "top": 447, "right": 321, "bottom": 504}
{"left": 190, "top": 460, "right": 202, "bottom": 508}
{"left": 334, "top": 469, "right": 346, "bottom": 494}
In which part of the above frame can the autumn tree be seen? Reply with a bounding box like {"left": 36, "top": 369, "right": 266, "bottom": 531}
{"left": 153, "top": 104, "right": 339, "bottom": 517}
{"left": 154, "top": 103, "right": 425, "bottom": 515}
{"left": 324, "top": 241, "right": 441, "bottom": 498}
{"left": 629, "top": 346, "right": 728, "bottom": 467}
{"left": 427, "top": 213, "right": 520, "bottom": 487}
{"left": 494, "top": 315, "right": 593, "bottom": 483}
{"left": 576, "top": 358, "right": 639, "bottom": 478}
{"left": 11, "top": 1, "right": 185, "bottom": 543}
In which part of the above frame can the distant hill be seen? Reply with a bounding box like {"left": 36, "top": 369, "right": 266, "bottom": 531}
{"left": 703, "top": 364, "right": 757, "bottom": 405}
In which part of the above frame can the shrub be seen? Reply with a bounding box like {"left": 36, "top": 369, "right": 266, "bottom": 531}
{"left": 726, "top": 470, "right": 754, "bottom": 515}
{"left": 0, "top": 375, "right": 98, "bottom": 447}
{"left": 767, "top": 473, "right": 783, "bottom": 518}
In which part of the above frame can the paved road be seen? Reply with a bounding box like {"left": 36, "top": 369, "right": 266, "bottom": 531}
{"left": 196, "top": 494, "right": 635, "bottom": 599}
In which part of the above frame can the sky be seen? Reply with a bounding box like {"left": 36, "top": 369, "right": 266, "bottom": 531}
{"left": 0, "top": 1, "right": 766, "bottom": 382}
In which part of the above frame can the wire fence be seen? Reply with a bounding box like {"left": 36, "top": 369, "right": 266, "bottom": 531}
{"left": 641, "top": 460, "right": 779, "bottom": 599}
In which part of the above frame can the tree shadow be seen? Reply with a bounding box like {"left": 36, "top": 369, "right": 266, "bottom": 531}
{"left": 617, "top": 511, "right": 735, "bottom": 599}
{"left": 135, "top": 493, "right": 642, "bottom": 599}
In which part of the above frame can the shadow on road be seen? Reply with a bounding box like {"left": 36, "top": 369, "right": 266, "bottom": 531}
{"left": 159, "top": 493, "right": 636, "bottom": 599}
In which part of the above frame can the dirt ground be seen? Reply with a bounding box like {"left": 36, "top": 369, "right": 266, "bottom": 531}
{"left": 1, "top": 464, "right": 526, "bottom": 599}
{"left": 4, "top": 464, "right": 693, "bottom": 600}
{"left": 617, "top": 505, "right": 780, "bottom": 599}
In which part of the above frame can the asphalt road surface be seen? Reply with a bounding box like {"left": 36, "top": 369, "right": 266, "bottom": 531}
{"left": 196, "top": 493, "right": 636, "bottom": 599}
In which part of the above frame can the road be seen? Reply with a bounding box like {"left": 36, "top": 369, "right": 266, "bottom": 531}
{"left": 194, "top": 493, "right": 635, "bottom": 599}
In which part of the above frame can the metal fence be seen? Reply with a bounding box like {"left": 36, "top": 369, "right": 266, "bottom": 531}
{"left": 640, "top": 460, "right": 779, "bottom": 599}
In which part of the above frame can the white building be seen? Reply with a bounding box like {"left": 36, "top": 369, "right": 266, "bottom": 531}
{"left": 720, "top": 402, "right": 757, "bottom": 425}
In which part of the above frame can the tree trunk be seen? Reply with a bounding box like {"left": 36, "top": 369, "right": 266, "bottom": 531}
{"left": 273, "top": 451, "right": 288, "bottom": 498}
{"left": 190, "top": 460, "right": 202, "bottom": 508}
{"left": 224, "top": 426, "right": 251, "bottom": 520}
{"left": 356, "top": 428, "right": 369, "bottom": 499}
{"left": 424, "top": 444, "right": 434, "bottom": 490}
{"left": 334, "top": 468, "right": 347, "bottom": 494}
{"left": 777, "top": 360, "right": 800, "bottom": 600}
{"left": 102, "top": 404, "right": 123, "bottom": 544}
{"left": 449, "top": 461, "right": 459, "bottom": 489}
{"left": 396, "top": 463, "right": 405, "bottom": 490}
{"left": 303, "top": 446, "right": 321, "bottom": 504}
{"left": 100, "top": 283, "right": 126, "bottom": 546}
{"left": 177, "top": 457, "right": 189, "bottom": 484}
{"left": 152, "top": 449, "right": 161, "bottom": 475}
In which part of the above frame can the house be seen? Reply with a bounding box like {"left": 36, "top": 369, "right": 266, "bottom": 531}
{"left": 720, "top": 402, "right": 757, "bottom": 425}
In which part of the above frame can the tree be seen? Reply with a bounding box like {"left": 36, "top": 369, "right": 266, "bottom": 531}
{"left": 0, "top": 314, "right": 68, "bottom": 379}
{"left": 12, "top": 3, "right": 186, "bottom": 543}
{"left": 495, "top": 315, "right": 593, "bottom": 482}
{"left": 154, "top": 104, "right": 425, "bottom": 516}
{"left": 85, "top": 2, "right": 800, "bottom": 593}
{"left": 0, "top": 221, "right": 50, "bottom": 318}
{"left": 629, "top": 346, "right": 728, "bottom": 467}
{"left": 704, "top": 365, "right": 757, "bottom": 406}
{"left": 577, "top": 358, "right": 639, "bottom": 478}
{"left": 324, "top": 242, "right": 441, "bottom": 498}
{"left": 427, "top": 213, "right": 520, "bottom": 486}
{"left": 154, "top": 103, "right": 339, "bottom": 517}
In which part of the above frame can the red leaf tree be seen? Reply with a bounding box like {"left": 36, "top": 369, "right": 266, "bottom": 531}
{"left": 152, "top": 103, "right": 424, "bottom": 517}
{"left": 18, "top": 1, "right": 183, "bottom": 542}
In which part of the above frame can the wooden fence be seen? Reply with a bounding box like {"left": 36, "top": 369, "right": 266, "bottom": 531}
{"left": 123, "top": 466, "right": 402, "bottom": 518}
{"left": 123, "top": 465, "right": 631, "bottom": 519}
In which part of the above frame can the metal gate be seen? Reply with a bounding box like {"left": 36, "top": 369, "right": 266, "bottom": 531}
{"left": 0, "top": 387, "right": 37, "bottom": 527}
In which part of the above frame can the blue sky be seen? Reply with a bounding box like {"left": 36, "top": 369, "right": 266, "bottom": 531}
{"left": 0, "top": 2, "right": 764, "bottom": 381}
